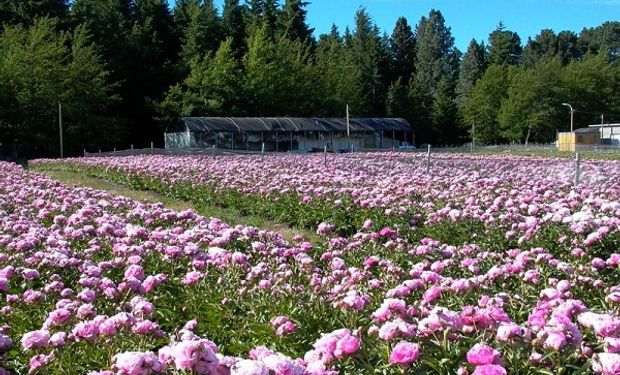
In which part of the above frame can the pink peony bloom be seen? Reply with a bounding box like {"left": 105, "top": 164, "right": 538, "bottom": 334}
{"left": 472, "top": 364, "right": 507, "bottom": 375}
{"left": 389, "top": 341, "right": 420, "bottom": 366}
{"left": 0, "top": 334, "right": 12, "bottom": 351}
{"left": 112, "top": 351, "right": 165, "bottom": 375}
{"left": 231, "top": 359, "right": 269, "bottom": 375}
{"left": 21, "top": 330, "right": 50, "bottom": 350}
{"left": 592, "top": 352, "right": 620, "bottom": 375}
{"left": 159, "top": 339, "right": 219, "bottom": 374}
{"left": 28, "top": 353, "right": 54, "bottom": 374}
{"left": 466, "top": 343, "right": 501, "bottom": 366}
{"left": 334, "top": 335, "right": 361, "bottom": 358}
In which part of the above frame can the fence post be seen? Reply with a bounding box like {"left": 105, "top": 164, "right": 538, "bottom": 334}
{"left": 574, "top": 152, "right": 580, "bottom": 186}
{"left": 98, "top": 148, "right": 101, "bottom": 154}
{"left": 130, "top": 144, "right": 133, "bottom": 150}
{"left": 426, "top": 144, "right": 431, "bottom": 174}
{"left": 324, "top": 144, "right": 327, "bottom": 168}
{"left": 150, "top": 141, "right": 154, "bottom": 155}
{"left": 261, "top": 142, "right": 265, "bottom": 156}
{"left": 113, "top": 147, "right": 116, "bottom": 155}
{"left": 83, "top": 149, "right": 86, "bottom": 157}
{"left": 211, "top": 144, "right": 215, "bottom": 159}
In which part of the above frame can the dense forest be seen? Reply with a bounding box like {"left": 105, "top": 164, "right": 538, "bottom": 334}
{"left": 0, "top": 0, "right": 619, "bottom": 156}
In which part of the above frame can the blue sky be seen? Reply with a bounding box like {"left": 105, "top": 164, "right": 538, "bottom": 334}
{"left": 175, "top": 0, "right": 619, "bottom": 51}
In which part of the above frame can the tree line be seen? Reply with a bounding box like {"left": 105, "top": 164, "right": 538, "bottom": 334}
{"left": 0, "top": 0, "right": 619, "bottom": 157}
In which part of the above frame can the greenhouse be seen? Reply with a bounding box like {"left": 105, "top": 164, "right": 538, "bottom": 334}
{"left": 164, "top": 117, "right": 413, "bottom": 152}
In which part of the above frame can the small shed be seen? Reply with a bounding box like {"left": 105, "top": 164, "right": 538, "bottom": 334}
{"left": 165, "top": 117, "right": 413, "bottom": 151}
{"left": 557, "top": 127, "right": 601, "bottom": 152}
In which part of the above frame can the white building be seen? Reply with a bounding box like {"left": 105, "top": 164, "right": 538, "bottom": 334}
{"left": 588, "top": 123, "right": 620, "bottom": 145}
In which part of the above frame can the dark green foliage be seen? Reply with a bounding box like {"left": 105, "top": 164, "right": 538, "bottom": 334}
{"left": 279, "top": 0, "right": 314, "bottom": 42}
{"left": 313, "top": 25, "right": 361, "bottom": 117}
{"left": 410, "top": 9, "right": 460, "bottom": 144}
{"left": 498, "top": 59, "right": 564, "bottom": 142}
{"left": 177, "top": 0, "right": 223, "bottom": 66}
{"left": 0, "top": 0, "right": 67, "bottom": 26}
{"left": 463, "top": 65, "right": 510, "bottom": 145}
{"left": 160, "top": 37, "right": 243, "bottom": 119}
{"left": 222, "top": 0, "right": 246, "bottom": 58}
{"left": 578, "top": 21, "right": 620, "bottom": 60}
{"left": 0, "top": 18, "right": 119, "bottom": 156}
{"left": 349, "top": 8, "right": 390, "bottom": 116}
{"left": 386, "top": 77, "right": 409, "bottom": 118}
{"left": 456, "top": 39, "right": 486, "bottom": 109}
{"left": 389, "top": 17, "right": 415, "bottom": 83}
{"left": 487, "top": 22, "right": 522, "bottom": 65}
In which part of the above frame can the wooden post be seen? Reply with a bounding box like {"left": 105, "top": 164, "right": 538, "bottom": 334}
{"left": 211, "top": 144, "right": 215, "bottom": 159}
{"left": 392, "top": 129, "right": 395, "bottom": 149}
{"left": 574, "top": 152, "right": 581, "bottom": 186}
{"left": 324, "top": 144, "right": 327, "bottom": 168}
{"left": 426, "top": 144, "right": 431, "bottom": 174}
{"left": 261, "top": 142, "right": 265, "bottom": 156}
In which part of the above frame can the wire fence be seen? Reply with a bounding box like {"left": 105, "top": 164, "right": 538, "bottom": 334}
{"left": 83, "top": 142, "right": 620, "bottom": 158}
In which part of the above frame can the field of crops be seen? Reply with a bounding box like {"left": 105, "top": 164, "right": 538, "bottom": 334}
{"left": 2, "top": 153, "right": 619, "bottom": 374}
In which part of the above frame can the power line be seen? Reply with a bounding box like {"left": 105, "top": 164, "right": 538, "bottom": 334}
{"left": 574, "top": 109, "right": 620, "bottom": 117}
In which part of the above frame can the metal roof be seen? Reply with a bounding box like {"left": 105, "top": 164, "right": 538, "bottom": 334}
{"left": 167, "top": 117, "right": 411, "bottom": 133}
{"left": 574, "top": 127, "right": 600, "bottom": 134}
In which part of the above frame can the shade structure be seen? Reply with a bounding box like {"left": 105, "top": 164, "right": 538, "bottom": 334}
{"left": 168, "top": 117, "right": 411, "bottom": 133}
{"left": 165, "top": 117, "right": 413, "bottom": 151}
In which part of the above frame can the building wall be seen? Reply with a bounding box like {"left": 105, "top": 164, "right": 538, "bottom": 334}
{"left": 165, "top": 131, "right": 405, "bottom": 151}
{"left": 557, "top": 132, "right": 601, "bottom": 152}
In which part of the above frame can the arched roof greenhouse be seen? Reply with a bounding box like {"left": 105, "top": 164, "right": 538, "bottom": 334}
{"left": 165, "top": 117, "right": 413, "bottom": 152}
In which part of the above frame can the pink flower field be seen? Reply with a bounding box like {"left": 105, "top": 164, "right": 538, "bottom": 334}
{"left": 4, "top": 153, "right": 619, "bottom": 374}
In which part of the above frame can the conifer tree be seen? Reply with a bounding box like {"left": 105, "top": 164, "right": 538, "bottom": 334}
{"left": 279, "top": 0, "right": 314, "bottom": 42}
{"left": 487, "top": 22, "right": 522, "bottom": 65}
{"left": 389, "top": 17, "right": 416, "bottom": 83}
{"left": 222, "top": 0, "right": 246, "bottom": 58}
{"left": 456, "top": 39, "right": 486, "bottom": 109}
{"left": 0, "top": 0, "right": 68, "bottom": 26}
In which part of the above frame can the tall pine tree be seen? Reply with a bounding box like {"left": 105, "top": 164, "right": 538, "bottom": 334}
{"left": 389, "top": 17, "right": 416, "bottom": 83}
{"left": 410, "top": 9, "right": 459, "bottom": 144}
{"left": 126, "top": 0, "right": 179, "bottom": 145}
{"left": 222, "top": 0, "right": 246, "bottom": 58}
{"left": 0, "top": 0, "right": 68, "bottom": 26}
{"left": 487, "top": 22, "right": 522, "bottom": 65}
{"left": 279, "top": 0, "right": 314, "bottom": 42}
{"left": 349, "top": 8, "right": 389, "bottom": 116}
{"left": 177, "top": 0, "right": 223, "bottom": 67}
{"left": 456, "top": 39, "right": 486, "bottom": 109}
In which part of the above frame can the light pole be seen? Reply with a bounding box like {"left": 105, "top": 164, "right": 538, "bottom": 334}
{"left": 562, "top": 103, "right": 574, "bottom": 132}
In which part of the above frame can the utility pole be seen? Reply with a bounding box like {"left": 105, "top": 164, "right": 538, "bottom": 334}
{"left": 58, "top": 102, "right": 63, "bottom": 158}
